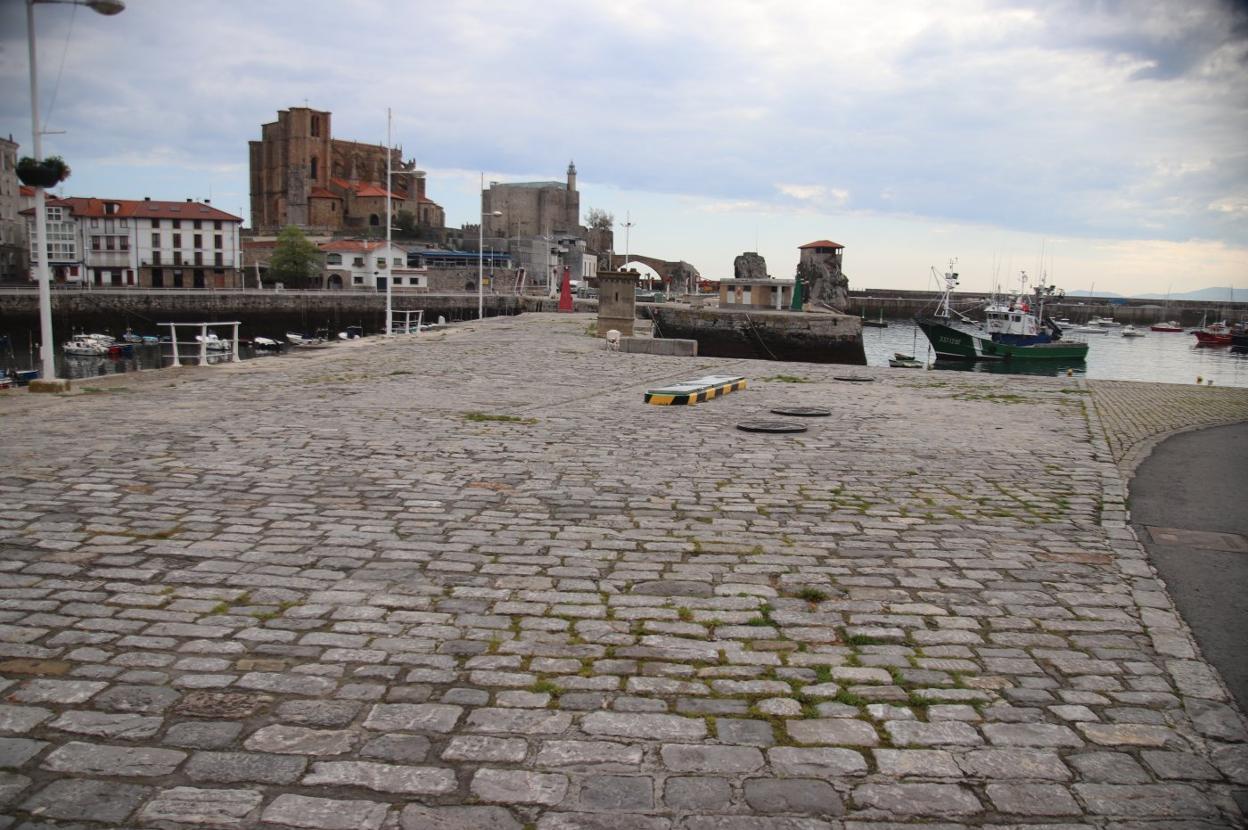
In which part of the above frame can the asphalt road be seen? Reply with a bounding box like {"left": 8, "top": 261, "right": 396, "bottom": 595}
{"left": 1131, "top": 421, "right": 1248, "bottom": 713}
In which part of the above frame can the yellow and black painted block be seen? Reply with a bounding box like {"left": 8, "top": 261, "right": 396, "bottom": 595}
{"left": 645, "top": 375, "right": 747, "bottom": 406}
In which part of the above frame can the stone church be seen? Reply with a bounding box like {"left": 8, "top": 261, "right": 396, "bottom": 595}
{"left": 248, "top": 107, "right": 445, "bottom": 233}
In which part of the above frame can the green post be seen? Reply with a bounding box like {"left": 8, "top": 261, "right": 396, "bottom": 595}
{"left": 790, "top": 278, "right": 804, "bottom": 310}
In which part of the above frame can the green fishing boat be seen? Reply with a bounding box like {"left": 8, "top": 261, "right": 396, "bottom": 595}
{"left": 916, "top": 263, "right": 1089, "bottom": 362}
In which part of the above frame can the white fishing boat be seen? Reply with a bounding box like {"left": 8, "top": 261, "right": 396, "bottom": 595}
{"left": 195, "top": 333, "right": 233, "bottom": 352}
{"left": 1120, "top": 325, "right": 1146, "bottom": 338}
{"left": 63, "top": 337, "right": 109, "bottom": 356}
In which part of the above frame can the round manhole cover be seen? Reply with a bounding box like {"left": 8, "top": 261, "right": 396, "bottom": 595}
{"left": 833, "top": 376, "right": 873, "bottom": 383}
{"left": 736, "top": 420, "right": 808, "bottom": 433}
{"left": 770, "top": 407, "right": 832, "bottom": 417}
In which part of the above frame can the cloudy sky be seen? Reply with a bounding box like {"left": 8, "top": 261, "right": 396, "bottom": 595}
{"left": 2, "top": 0, "right": 1245, "bottom": 295}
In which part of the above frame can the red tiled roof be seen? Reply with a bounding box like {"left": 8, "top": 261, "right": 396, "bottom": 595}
{"left": 799, "top": 240, "right": 844, "bottom": 249}
{"left": 19, "top": 185, "right": 34, "bottom": 198}
{"left": 353, "top": 183, "right": 400, "bottom": 199}
{"left": 309, "top": 187, "right": 340, "bottom": 199}
{"left": 19, "top": 196, "right": 241, "bottom": 221}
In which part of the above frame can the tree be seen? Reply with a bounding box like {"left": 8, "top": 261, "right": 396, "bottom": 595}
{"left": 268, "top": 225, "right": 322, "bottom": 287}
{"left": 585, "top": 207, "right": 614, "bottom": 230}
{"left": 394, "top": 209, "right": 422, "bottom": 239}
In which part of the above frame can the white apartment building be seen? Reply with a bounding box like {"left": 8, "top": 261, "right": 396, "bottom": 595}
{"left": 321, "top": 240, "right": 426, "bottom": 290}
{"left": 23, "top": 197, "right": 243, "bottom": 288}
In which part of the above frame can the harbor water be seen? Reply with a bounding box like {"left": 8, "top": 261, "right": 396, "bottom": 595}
{"left": 864, "top": 320, "right": 1248, "bottom": 388}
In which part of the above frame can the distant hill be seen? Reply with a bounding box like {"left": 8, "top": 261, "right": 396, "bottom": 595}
{"left": 1066, "top": 289, "right": 1125, "bottom": 298}
{"left": 1132, "top": 286, "right": 1244, "bottom": 302}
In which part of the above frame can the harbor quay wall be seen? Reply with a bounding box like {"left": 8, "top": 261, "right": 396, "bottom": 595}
{"left": 0, "top": 289, "right": 596, "bottom": 343}
{"left": 848, "top": 288, "right": 1248, "bottom": 324}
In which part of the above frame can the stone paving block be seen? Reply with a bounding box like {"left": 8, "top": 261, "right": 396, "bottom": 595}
{"left": 661, "top": 744, "right": 765, "bottom": 773}
{"left": 0, "top": 705, "right": 52, "bottom": 733}
{"left": 664, "top": 776, "right": 732, "bottom": 810}
{"left": 41, "top": 741, "right": 185, "bottom": 776}
{"left": 956, "top": 748, "right": 1071, "bottom": 780}
{"left": 472, "top": 768, "right": 570, "bottom": 805}
{"left": 872, "top": 748, "right": 962, "bottom": 777}
{"left": 261, "top": 793, "right": 389, "bottom": 830}
{"left": 303, "top": 760, "right": 458, "bottom": 794}
{"left": 185, "top": 750, "right": 307, "bottom": 784}
{"left": 364, "top": 701, "right": 463, "bottom": 733}
{"left": 164, "top": 720, "right": 245, "bottom": 749}
{"left": 540, "top": 814, "right": 673, "bottom": 830}
{"left": 1073, "top": 783, "right": 1221, "bottom": 819}
{"left": 0, "top": 737, "right": 46, "bottom": 768}
{"left": 9, "top": 679, "right": 106, "bottom": 704}
{"left": 578, "top": 774, "right": 654, "bottom": 810}
{"left": 442, "top": 735, "right": 527, "bottom": 762}
{"left": 1067, "top": 751, "right": 1151, "bottom": 783}
{"left": 768, "top": 747, "right": 868, "bottom": 776}
{"left": 985, "top": 783, "right": 1082, "bottom": 815}
{"left": 852, "top": 783, "right": 982, "bottom": 816}
{"left": 536, "top": 740, "right": 644, "bottom": 768}
{"left": 399, "top": 805, "right": 522, "bottom": 830}
{"left": 468, "top": 707, "right": 574, "bottom": 734}
{"left": 94, "top": 683, "right": 180, "bottom": 713}
{"left": 20, "top": 778, "right": 152, "bottom": 823}
{"left": 139, "top": 786, "right": 263, "bottom": 826}
{"left": 582, "top": 712, "right": 706, "bottom": 740}
{"left": 981, "top": 723, "right": 1084, "bottom": 747}
{"left": 743, "top": 778, "right": 844, "bottom": 816}
{"left": 244, "top": 724, "right": 358, "bottom": 755}
{"left": 681, "top": 817, "right": 835, "bottom": 829}
{"left": 883, "top": 720, "right": 983, "bottom": 746}
{"left": 48, "top": 711, "right": 163, "bottom": 740}
{"left": 786, "top": 718, "right": 879, "bottom": 746}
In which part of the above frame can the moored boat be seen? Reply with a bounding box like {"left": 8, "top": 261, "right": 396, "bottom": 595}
{"left": 1193, "top": 321, "right": 1233, "bottom": 347}
{"left": 63, "top": 337, "right": 108, "bottom": 356}
{"left": 916, "top": 264, "right": 1089, "bottom": 362}
{"left": 1150, "top": 321, "right": 1183, "bottom": 332}
{"left": 194, "top": 333, "right": 233, "bottom": 352}
{"left": 1120, "top": 325, "right": 1145, "bottom": 338}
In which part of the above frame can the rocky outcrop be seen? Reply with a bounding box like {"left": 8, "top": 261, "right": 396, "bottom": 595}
{"left": 733, "top": 252, "right": 768, "bottom": 280}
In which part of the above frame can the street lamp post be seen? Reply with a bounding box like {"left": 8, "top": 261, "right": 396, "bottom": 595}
{"left": 622, "top": 211, "right": 635, "bottom": 281}
{"left": 477, "top": 172, "right": 501, "bottom": 320}
{"left": 25, "top": 0, "right": 124, "bottom": 385}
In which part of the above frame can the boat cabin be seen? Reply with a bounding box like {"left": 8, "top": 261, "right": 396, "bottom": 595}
{"left": 984, "top": 304, "right": 1040, "bottom": 338}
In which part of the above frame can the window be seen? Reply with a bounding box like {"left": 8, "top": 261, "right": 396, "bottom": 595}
{"left": 214, "top": 252, "right": 223, "bottom": 266}
{"left": 152, "top": 268, "right": 164, "bottom": 287}
{"left": 213, "top": 220, "right": 222, "bottom": 230}
{"left": 393, "top": 257, "right": 401, "bottom": 267}
{"left": 214, "top": 234, "right": 222, "bottom": 249}
{"left": 152, "top": 251, "right": 161, "bottom": 265}
{"left": 172, "top": 233, "right": 182, "bottom": 247}
{"left": 194, "top": 252, "right": 203, "bottom": 265}
{"left": 91, "top": 218, "right": 99, "bottom": 228}
{"left": 47, "top": 207, "right": 63, "bottom": 221}
{"left": 92, "top": 236, "right": 101, "bottom": 251}
{"left": 352, "top": 276, "right": 363, "bottom": 285}
{"left": 172, "top": 270, "right": 184, "bottom": 288}
{"left": 193, "top": 270, "right": 205, "bottom": 288}
{"left": 174, "top": 252, "right": 183, "bottom": 265}
{"left": 376, "top": 257, "right": 386, "bottom": 269}
{"left": 151, "top": 218, "right": 160, "bottom": 228}
{"left": 172, "top": 219, "right": 181, "bottom": 229}
{"left": 106, "top": 237, "right": 116, "bottom": 251}
{"left": 152, "top": 232, "right": 160, "bottom": 247}
{"left": 311, "top": 115, "right": 321, "bottom": 137}
{"left": 194, "top": 234, "right": 202, "bottom": 249}
{"left": 120, "top": 237, "right": 129, "bottom": 251}
{"left": 104, "top": 219, "right": 115, "bottom": 232}
{"left": 352, "top": 257, "right": 364, "bottom": 267}
{"left": 193, "top": 220, "right": 202, "bottom": 230}
{"left": 310, "top": 156, "right": 318, "bottom": 179}
{"left": 120, "top": 219, "right": 127, "bottom": 228}
{"left": 326, "top": 253, "right": 342, "bottom": 265}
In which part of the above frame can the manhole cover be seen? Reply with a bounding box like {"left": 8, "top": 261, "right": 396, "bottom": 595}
{"left": 833, "top": 376, "right": 873, "bottom": 383}
{"left": 175, "top": 691, "right": 272, "bottom": 719}
{"left": 1145, "top": 526, "right": 1248, "bottom": 553}
{"left": 770, "top": 407, "right": 832, "bottom": 417}
{"left": 736, "top": 420, "right": 808, "bottom": 433}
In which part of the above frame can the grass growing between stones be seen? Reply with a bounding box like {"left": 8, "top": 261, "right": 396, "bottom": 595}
{"left": 462, "top": 411, "right": 538, "bottom": 425}
{"left": 762, "top": 375, "right": 811, "bottom": 383}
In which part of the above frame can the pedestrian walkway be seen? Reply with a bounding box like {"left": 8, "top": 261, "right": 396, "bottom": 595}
{"left": 1, "top": 314, "right": 1245, "bottom": 827}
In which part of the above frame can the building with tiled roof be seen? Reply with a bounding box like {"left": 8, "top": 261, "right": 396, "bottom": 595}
{"left": 20, "top": 196, "right": 243, "bottom": 288}
{"left": 249, "top": 107, "right": 446, "bottom": 234}
{"left": 0, "top": 136, "right": 26, "bottom": 283}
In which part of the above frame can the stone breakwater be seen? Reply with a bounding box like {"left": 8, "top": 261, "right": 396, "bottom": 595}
{"left": 1, "top": 313, "right": 1246, "bottom": 828}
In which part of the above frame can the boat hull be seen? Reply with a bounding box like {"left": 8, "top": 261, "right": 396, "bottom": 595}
{"left": 1193, "top": 331, "right": 1231, "bottom": 346}
{"left": 651, "top": 306, "right": 866, "bottom": 365}
{"left": 917, "top": 319, "right": 1089, "bottom": 361}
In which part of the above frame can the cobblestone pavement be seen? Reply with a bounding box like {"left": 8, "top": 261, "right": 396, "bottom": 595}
{"left": 1088, "top": 380, "right": 1248, "bottom": 470}
{"left": 2, "top": 313, "right": 1246, "bottom": 829}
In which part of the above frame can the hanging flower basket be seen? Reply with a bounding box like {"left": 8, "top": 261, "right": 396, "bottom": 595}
{"left": 16, "top": 156, "right": 71, "bottom": 188}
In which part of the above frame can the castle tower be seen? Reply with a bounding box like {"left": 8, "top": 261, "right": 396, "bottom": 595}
{"left": 567, "top": 161, "right": 577, "bottom": 193}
